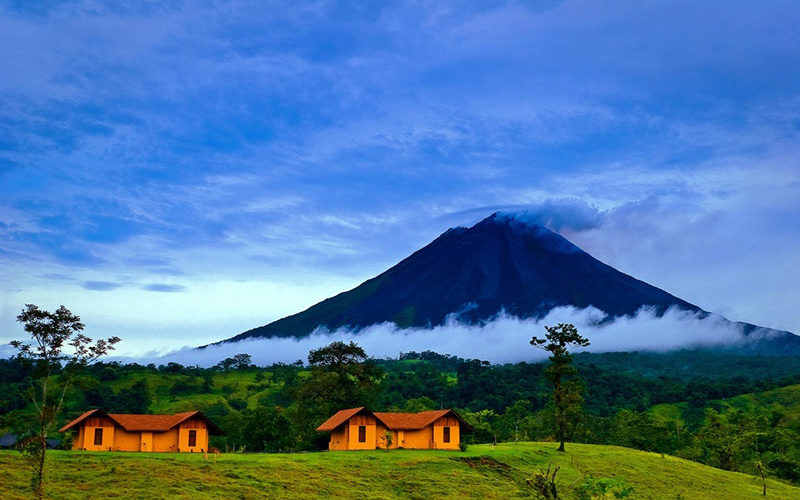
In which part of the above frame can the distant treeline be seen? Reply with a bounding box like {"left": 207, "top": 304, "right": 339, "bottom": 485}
{"left": 2, "top": 349, "right": 800, "bottom": 483}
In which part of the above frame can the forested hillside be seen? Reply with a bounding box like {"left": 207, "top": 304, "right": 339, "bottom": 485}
{"left": 2, "top": 349, "right": 800, "bottom": 485}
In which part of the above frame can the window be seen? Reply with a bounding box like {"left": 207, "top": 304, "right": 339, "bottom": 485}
{"left": 94, "top": 428, "right": 103, "bottom": 445}
{"left": 358, "top": 425, "right": 366, "bottom": 443}
{"left": 443, "top": 426, "right": 450, "bottom": 443}
{"left": 188, "top": 430, "right": 197, "bottom": 447}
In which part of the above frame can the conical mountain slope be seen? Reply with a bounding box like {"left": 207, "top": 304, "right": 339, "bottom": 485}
{"left": 226, "top": 213, "right": 705, "bottom": 342}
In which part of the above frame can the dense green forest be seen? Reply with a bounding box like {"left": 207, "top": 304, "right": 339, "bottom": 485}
{"left": 2, "top": 348, "right": 800, "bottom": 485}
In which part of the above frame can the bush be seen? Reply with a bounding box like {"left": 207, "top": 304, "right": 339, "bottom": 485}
{"left": 170, "top": 380, "right": 197, "bottom": 395}
{"left": 768, "top": 456, "right": 800, "bottom": 482}
{"left": 528, "top": 463, "right": 559, "bottom": 500}
{"left": 227, "top": 398, "right": 248, "bottom": 411}
{"left": 459, "top": 441, "right": 468, "bottom": 452}
{"left": 385, "top": 431, "right": 393, "bottom": 450}
{"left": 576, "top": 477, "right": 634, "bottom": 500}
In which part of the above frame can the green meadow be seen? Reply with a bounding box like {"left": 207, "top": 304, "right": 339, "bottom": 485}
{"left": 2, "top": 442, "right": 798, "bottom": 499}
{"left": 649, "top": 384, "right": 800, "bottom": 423}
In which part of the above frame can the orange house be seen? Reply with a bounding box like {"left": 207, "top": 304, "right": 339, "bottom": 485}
{"left": 317, "top": 407, "right": 471, "bottom": 450}
{"left": 59, "top": 409, "right": 222, "bottom": 453}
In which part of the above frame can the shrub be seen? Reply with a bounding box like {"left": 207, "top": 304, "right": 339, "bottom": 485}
{"left": 385, "top": 431, "right": 393, "bottom": 450}
{"left": 227, "top": 398, "right": 248, "bottom": 411}
{"left": 170, "top": 380, "right": 197, "bottom": 395}
{"left": 576, "top": 477, "right": 634, "bottom": 500}
{"left": 528, "top": 462, "right": 559, "bottom": 500}
{"left": 768, "top": 456, "right": 800, "bottom": 482}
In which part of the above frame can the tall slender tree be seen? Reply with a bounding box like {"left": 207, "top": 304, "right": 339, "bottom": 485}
{"left": 531, "top": 323, "right": 589, "bottom": 452}
{"left": 10, "top": 304, "right": 120, "bottom": 499}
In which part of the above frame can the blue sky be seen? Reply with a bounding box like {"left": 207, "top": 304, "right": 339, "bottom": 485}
{"left": 1, "top": 0, "right": 799, "bottom": 356}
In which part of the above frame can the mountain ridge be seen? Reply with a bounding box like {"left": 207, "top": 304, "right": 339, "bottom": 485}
{"left": 215, "top": 213, "right": 799, "bottom": 349}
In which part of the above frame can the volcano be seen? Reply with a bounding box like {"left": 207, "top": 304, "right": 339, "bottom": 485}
{"left": 219, "top": 213, "right": 799, "bottom": 353}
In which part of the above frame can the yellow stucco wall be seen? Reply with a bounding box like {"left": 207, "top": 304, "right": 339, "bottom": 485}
{"left": 69, "top": 417, "right": 209, "bottom": 453}
{"left": 329, "top": 426, "right": 349, "bottom": 450}
{"left": 364, "top": 415, "right": 463, "bottom": 450}
{"left": 71, "top": 426, "right": 84, "bottom": 450}
{"left": 77, "top": 426, "right": 181, "bottom": 452}
{"left": 81, "top": 424, "right": 115, "bottom": 451}
{"left": 328, "top": 413, "right": 378, "bottom": 450}
{"left": 178, "top": 421, "right": 208, "bottom": 452}
{"left": 431, "top": 415, "right": 461, "bottom": 449}
{"left": 432, "top": 423, "right": 460, "bottom": 449}
{"left": 346, "top": 423, "right": 376, "bottom": 450}
{"left": 153, "top": 428, "right": 179, "bottom": 452}
{"left": 376, "top": 424, "right": 390, "bottom": 449}
{"left": 112, "top": 427, "right": 143, "bottom": 452}
{"left": 140, "top": 432, "right": 153, "bottom": 452}
{"left": 103, "top": 427, "right": 187, "bottom": 452}
{"left": 327, "top": 412, "right": 465, "bottom": 451}
{"left": 375, "top": 426, "right": 424, "bottom": 449}
{"left": 407, "top": 428, "right": 435, "bottom": 449}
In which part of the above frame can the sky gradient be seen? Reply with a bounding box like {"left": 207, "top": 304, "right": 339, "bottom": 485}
{"left": 1, "top": 1, "right": 799, "bottom": 357}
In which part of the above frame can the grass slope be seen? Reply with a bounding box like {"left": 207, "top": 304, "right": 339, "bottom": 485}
{"left": 104, "top": 370, "right": 282, "bottom": 414}
{"left": 651, "top": 384, "right": 800, "bottom": 421}
{"left": 722, "top": 384, "right": 800, "bottom": 417}
{"left": 2, "top": 443, "right": 798, "bottom": 499}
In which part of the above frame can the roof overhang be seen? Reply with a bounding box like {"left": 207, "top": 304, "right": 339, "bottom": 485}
{"left": 59, "top": 409, "right": 223, "bottom": 435}
{"left": 316, "top": 407, "right": 371, "bottom": 432}
{"left": 317, "top": 408, "right": 473, "bottom": 433}
{"left": 175, "top": 411, "right": 224, "bottom": 435}
{"left": 58, "top": 409, "right": 112, "bottom": 433}
{"left": 442, "top": 409, "right": 472, "bottom": 432}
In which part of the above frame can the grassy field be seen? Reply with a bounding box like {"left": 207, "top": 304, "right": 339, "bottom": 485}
{"left": 650, "top": 383, "right": 800, "bottom": 422}
{"left": 2, "top": 442, "right": 798, "bottom": 499}
{"left": 722, "top": 384, "right": 800, "bottom": 417}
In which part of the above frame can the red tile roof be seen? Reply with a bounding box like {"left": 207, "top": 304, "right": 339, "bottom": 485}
{"left": 373, "top": 410, "right": 450, "bottom": 430}
{"left": 59, "top": 409, "right": 102, "bottom": 433}
{"left": 109, "top": 412, "right": 197, "bottom": 432}
{"left": 59, "top": 409, "right": 222, "bottom": 435}
{"left": 317, "top": 408, "right": 472, "bottom": 432}
{"left": 316, "top": 407, "right": 367, "bottom": 431}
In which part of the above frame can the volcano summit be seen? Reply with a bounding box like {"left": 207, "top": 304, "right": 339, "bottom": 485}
{"left": 219, "top": 213, "right": 799, "bottom": 353}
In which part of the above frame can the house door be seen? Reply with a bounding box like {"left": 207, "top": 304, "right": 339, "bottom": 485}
{"left": 140, "top": 432, "right": 152, "bottom": 452}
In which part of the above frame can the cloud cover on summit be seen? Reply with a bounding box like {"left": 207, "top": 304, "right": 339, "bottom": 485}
{"left": 1, "top": 1, "right": 800, "bottom": 355}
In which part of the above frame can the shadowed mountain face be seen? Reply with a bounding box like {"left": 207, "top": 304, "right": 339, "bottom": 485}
{"left": 225, "top": 213, "right": 710, "bottom": 343}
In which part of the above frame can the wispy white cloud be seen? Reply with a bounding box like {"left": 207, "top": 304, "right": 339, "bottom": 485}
{"left": 120, "top": 306, "right": 759, "bottom": 367}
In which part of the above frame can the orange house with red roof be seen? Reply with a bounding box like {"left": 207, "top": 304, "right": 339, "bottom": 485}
{"left": 316, "top": 407, "right": 471, "bottom": 450}
{"left": 59, "top": 409, "right": 222, "bottom": 453}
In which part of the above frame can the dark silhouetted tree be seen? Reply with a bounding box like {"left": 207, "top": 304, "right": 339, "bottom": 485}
{"left": 292, "top": 341, "right": 383, "bottom": 448}
{"left": 215, "top": 353, "right": 253, "bottom": 371}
